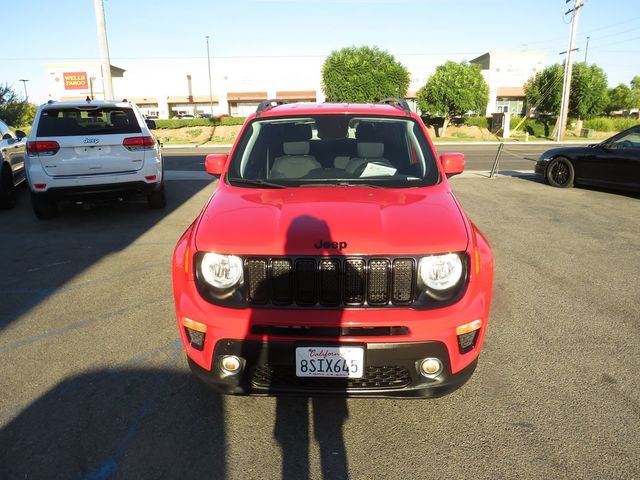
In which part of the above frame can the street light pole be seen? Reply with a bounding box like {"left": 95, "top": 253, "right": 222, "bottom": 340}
{"left": 206, "top": 36, "right": 214, "bottom": 116}
{"left": 584, "top": 36, "right": 590, "bottom": 63}
{"left": 18, "top": 79, "right": 29, "bottom": 101}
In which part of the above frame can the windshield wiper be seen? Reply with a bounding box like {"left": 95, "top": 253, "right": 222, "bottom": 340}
{"left": 228, "top": 178, "right": 287, "bottom": 189}
{"left": 298, "top": 181, "right": 384, "bottom": 188}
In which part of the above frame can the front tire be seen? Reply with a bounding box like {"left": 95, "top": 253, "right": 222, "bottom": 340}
{"left": 31, "top": 193, "right": 58, "bottom": 219}
{"left": 0, "top": 165, "right": 16, "bottom": 209}
{"left": 546, "top": 156, "right": 575, "bottom": 188}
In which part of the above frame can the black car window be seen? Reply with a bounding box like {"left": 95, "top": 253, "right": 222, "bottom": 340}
{"left": 611, "top": 127, "right": 640, "bottom": 149}
{"left": 37, "top": 107, "right": 142, "bottom": 137}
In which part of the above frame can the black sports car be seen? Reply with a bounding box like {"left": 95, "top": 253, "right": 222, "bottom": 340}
{"left": 535, "top": 125, "right": 640, "bottom": 191}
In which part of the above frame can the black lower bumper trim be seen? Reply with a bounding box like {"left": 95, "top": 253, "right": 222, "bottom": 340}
{"left": 33, "top": 180, "right": 161, "bottom": 202}
{"left": 187, "top": 339, "right": 478, "bottom": 398}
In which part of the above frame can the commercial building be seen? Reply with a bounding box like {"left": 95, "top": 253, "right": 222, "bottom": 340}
{"left": 470, "top": 51, "right": 545, "bottom": 115}
{"left": 43, "top": 51, "right": 544, "bottom": 118}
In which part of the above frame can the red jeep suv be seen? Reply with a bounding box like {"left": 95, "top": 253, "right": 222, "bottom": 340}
{"left": 172, "top": 99, "right": 493, "bottom": 398}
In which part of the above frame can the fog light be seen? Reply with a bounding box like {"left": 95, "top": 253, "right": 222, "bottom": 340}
{"left": 456, "top": 319, "right": 481, "bottom": 353}
{"left": 419, "top": 357, "right": 443, "bottom": 378}
{"left": 220, "top": 355, "right": 242, "bottom": 375}
{"left": 183, "top": 318, "right": 207, "bottom": 351}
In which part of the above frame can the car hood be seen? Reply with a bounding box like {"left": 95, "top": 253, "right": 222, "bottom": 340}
{"left": 195, "top": 185, "right": 469, "bottom": 256}
{"left": 539, "top": 145, "right": 597, "bottom": 159}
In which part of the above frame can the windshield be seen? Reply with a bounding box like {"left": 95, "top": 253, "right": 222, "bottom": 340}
{"left": 227, "top": 115, "right": 439, "bottom": 188}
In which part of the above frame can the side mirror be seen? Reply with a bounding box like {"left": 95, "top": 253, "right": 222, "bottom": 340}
{"left": 205, "top": 153, "right": 228, "bottom": 177}
{"left": 440, "top": 152, "right": 465, "bottom": 177}
{"left": 145, "top": 119, "right": 157, "bottom": 129}
{"left": 2, "top": 133, "right": 12, "bottom": 140}
{"left": 15, "top": 130, "right": 26, "bottom": 139}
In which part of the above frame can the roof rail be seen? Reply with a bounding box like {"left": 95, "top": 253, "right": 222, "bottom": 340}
{"left": 256, "top": 99, "right": 288, "bottom": 116}
{"left": 379, "top": 98, "right": 411, "bottom": 116}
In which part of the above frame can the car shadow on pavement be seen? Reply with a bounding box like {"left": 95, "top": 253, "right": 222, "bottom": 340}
{"left": 0, "top": 366, "right": 227, "bottom": 479}
{"left": 0, "top": 179, "right": 213, "bottom": 335}
{"left": 509, "top": 174, "right": 640, "bottom": 199}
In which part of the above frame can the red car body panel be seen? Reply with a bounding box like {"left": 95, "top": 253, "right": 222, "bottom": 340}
{"left": 172, "top": 102, "right": 494, "bottom": 397}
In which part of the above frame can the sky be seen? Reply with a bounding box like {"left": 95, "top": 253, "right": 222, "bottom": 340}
{"left": 2, "top": 0, "right": 639, "bottom": 104}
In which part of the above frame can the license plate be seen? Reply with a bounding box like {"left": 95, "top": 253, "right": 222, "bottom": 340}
{"left": 295, "top": 346, "right": 364, "bottom": 378}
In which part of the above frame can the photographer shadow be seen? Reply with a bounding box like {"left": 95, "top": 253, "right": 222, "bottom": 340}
{"left": 244, "top": 215, "right": 350, "bottom": 480}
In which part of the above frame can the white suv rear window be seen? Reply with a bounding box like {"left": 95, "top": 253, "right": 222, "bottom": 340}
{"left": 37, "top": 107, "right": 141, "bottom": 137}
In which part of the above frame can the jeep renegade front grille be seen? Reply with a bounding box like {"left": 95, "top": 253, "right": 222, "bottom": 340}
{"left": 251, "top": 364, "right": 411, "bottom": 390}
{"left": 244, "top": 257, "right": 416, "bottom": 307}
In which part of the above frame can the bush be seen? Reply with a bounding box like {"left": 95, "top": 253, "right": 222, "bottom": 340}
{"left": 218, "top": 116, "right": 246, "bottom": 126}
{"left": 611, "top": 117, "right": 640, "bottom": 131}
{"left": 583, "top": 117, "right": 614, "bottom": 132}
{"left": 463, "top": 116, "right": 490, "bottom": 129}
{"left": 155, "top": 116, "right": 246, "bottom": 129}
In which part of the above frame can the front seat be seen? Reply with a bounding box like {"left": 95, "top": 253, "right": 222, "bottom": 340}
{"left": 271, "top": 141, "right": 321, "bottom": 178}
{"left": 345, "top": 142, "right": 391, "bottom": 174}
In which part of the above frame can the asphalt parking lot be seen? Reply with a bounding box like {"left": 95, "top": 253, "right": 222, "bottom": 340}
{"left": 0, "top": 174, "right": 639, "bottom": 479}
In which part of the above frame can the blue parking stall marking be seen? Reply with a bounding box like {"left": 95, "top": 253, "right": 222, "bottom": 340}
{"left": 0, "top": 340, "right": 182, "bottom": 426}
{"left": 81, "top": 348, "right": 182, "bottom": 480}
{"left": 0, "top": 262, "right": 165, "bottom": 324}
{"left": 0, "top": 296, "right": 172, "bottom": 354}
{"left": 0, "top": 288, "right": 57, "bottom": 328}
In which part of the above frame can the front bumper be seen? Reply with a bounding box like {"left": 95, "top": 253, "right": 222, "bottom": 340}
{"left": 534, "top": 160, "right": 548, "bottom": 178}
{"left": 188, "top": 339, "right": 478, "bottom": 398}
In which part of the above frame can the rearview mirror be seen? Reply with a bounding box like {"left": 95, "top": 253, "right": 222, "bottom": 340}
{"left": 205, "top": 154, "right": 228, "bottom": 177}
{"left": 440, "top": 152, "right": 465, "bottom": 177}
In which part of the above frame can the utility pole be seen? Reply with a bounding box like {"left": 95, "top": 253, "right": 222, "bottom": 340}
{"left": 556, "top": 0, "right": 583, "bottom": 142}
{"left": 206, "top": 36, "right": 214, "bottom": 116}
{"left": 18, "top": 79, "right": 29, "bottom": 101}
{"left": 584, "top": 36, "right": 590, "bottom": 62}
{"left": 93, "top": 0, "right": 114, "bottom": 100}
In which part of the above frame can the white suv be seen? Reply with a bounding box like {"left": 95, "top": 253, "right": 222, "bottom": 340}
{"left": 26, "top": 99, "right": 165, "bottom": 219}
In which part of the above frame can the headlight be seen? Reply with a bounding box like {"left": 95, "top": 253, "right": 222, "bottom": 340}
{"left": 418, "top": 253, "right": 463, "bottom": 291}
{"left": 200, "top": 253, "right": 243, "bottom": 289}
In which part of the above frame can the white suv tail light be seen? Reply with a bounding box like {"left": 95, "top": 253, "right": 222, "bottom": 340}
{"left": 27, "top": 140, "right": 60, "bottom": 156}
{"left": 123, "top": 136, "right": 156, "bottom": 151}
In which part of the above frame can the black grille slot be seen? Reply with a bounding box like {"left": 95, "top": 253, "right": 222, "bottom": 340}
{"left": 319, "top": 259, "right": 340, "bottom": 305}
{"left": 368, "top": 259, "right": 390, "bottom": 305}
{"left": 344, "top": 259, "right": 365, "bottom": 305}
{"left": 392, "top": 259, "right": 414, "bottom": 304}
{"left": 272, "top": 259, "right": 293, "bottom": 305}
{"left": 295, "top": 259, "right": 316, "bottom": 305}
{"left": 245, "top": 259, "right": 269, "bottom": 304}
{"left": 251, "top": 365, "right": 411, "bottom": 390}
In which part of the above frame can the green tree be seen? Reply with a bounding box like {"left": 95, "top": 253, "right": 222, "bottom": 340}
{"left": 569, "top": 62, "right": 609, "bottom": 119}
{"left": 0, "top": 83, "right": 29, "bottom": 127}
{"left": 525, "top": 63, "right": 609, "bottom": 119}
{"left": 416, "top": 61, "right": 488, "bottom": 137}
{"left": 631, "top": 75, "right": 640, "bottom": 109}
{"left": 321, "top": 46, "right": 410, "bottom": 103}
{"left": 606, "top": 83, "right": 633, "bottom": 114}
{"left": 524, "top": 64, "right": 564, "bottom": 115}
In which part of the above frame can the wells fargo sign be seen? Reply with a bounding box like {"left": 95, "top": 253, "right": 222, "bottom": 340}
{"left": 63, "top": 72, "right": 88, "bottom": 90}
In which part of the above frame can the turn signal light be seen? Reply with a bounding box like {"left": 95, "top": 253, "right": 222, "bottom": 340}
{"left": 183, "top": 318, "right": 207, "bottom": 350}
{"left": 456, "top": 320, "right": 482, "bottom": 353}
